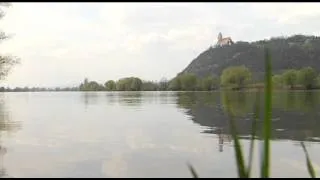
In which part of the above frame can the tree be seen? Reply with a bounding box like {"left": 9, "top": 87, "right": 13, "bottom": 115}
{"left": 158, "top": 78, "right": 169, "bottom": 91}
{"left": 282, "top": 69, "right": 298, "bottom": 89}
{"left": 115, "top": 77, "right": 143, "bottom": 91}
{"left": 142, "top": 81, "right": 158, "bottom": 91}
{"left": 79, "top": 78, "right": 104, "bottom": 91}
{"left": 272, "top": 74, "right": 283, "bottom": 88}
{"left": 79, "top": 78, "right": 89, "bottom": 91}
{"left": 315, "top": 75, "right": 320, "bottom": 88}
{"left": 200, "top": 75, "right": 220, "bottom": 91}
{"left": 104, "top": 80, "right": 116, "bottom": 91}
{"left": 220, "top": 66, "right": 252, "bottom": 90}
{"left": 297, "top": 67, "right": 317, "bottom": 89}
{"left": 130, "top": 77, "right": 142, "bottom": 91}
{"left": 221, "top": 91, "right": 253, "bottom": 117}
{"left": 88, "top": 81, "right": 104, "bottom": 91}
{"left": 179, "top": 73, "right": 197, "bottom": 91}
{"left": 168, "top": 76, "right": 182, "bottom": 91}
{"left": 116, "top": 78, "right": 128, "bottom": 91}
{"left": 0, "top": 4, "right": 19, "bottom": 80}
{"left": 168, "top": 73, "right": 199, "bottom": 91}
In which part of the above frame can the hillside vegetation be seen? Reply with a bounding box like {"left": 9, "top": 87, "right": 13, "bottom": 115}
{"left": 182, "top": 35, "right": 320, "bottom": 82}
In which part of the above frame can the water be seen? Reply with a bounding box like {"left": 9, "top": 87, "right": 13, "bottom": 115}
{"left": 0, "top": 91, "right": 320, "bottom": 178}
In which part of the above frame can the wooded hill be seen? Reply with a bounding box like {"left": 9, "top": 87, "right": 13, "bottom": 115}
{"left": 181, "top": 35, "right": 320, "bottom": 82}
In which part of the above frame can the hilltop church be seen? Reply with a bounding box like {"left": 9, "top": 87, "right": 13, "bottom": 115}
{"left": 216, "top": 32, "right": 234, "bottom": 47}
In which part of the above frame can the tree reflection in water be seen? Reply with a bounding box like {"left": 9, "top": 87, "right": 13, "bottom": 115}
{"left": 217, "top": 127, "right": 232, "bottom": 152}
{"left": 0, "top": 95, "right": 21, "bottom": 178}
{"left": 176, "top": 91, "right": 320, "bottom": 152}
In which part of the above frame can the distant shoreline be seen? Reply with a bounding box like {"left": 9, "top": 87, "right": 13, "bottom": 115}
{"left": 2, "top": 88, "right": 320, "bottom": 93}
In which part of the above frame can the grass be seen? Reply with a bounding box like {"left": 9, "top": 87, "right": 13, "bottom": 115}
{"left": 188, "top": 48, "right": 317, "bottom": 178}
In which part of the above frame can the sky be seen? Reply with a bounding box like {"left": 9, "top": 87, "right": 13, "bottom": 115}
{"left": 1, "top": 2, "right": 320, "bottom": 88}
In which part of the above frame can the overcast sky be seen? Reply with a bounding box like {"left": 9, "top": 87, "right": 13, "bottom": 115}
{"left": 1, "top": 3, "right": 320, "bottom": 88}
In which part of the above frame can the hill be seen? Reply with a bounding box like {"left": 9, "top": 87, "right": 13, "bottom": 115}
{"left": 181, "top": 35, "right": 320, "bottom": 81}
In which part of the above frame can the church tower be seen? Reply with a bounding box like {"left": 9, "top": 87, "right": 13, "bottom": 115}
{"left": 218, "top": 32, "right": 222, "bottom": 42}
{"left": 216, "top": 32, "right": 234, "bottom": 47}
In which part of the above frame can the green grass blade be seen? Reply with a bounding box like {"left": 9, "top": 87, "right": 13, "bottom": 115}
{"left": 225, "top": 95, "right": 248, "bottom": 178}
{"left": 300, "top": 142, "right": 316, "bottom": 178}
{"left": 261, "top": 48, "right": 272, "bottom": 178}
{"left": 187, "top": 163, "right": 199, "bottom": 178}
{"left": 229, "top": 116, "right": 248, "bottom": 178}
{"left": 247, "top": 91, "right": 260, "bottom": 176}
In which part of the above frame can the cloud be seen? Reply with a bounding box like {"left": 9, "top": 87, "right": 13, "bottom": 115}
{"left": 0, "top": 3, "right": 320, "bottom": 87}
{"left": 249, "top": 3, "right": 320, "bottom": 24}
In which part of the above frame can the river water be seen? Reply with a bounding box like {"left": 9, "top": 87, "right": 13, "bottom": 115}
{"left": 0, "top": 91, "right": 319, "bottom": 177}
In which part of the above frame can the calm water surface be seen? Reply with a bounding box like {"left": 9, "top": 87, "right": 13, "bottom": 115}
{"left": 0, "top": 91, "right": 320, "bottom": 178}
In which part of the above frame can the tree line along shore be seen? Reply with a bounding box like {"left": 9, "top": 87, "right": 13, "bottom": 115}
{"left": 1, "top": 66, "right": 319, "bottom": 92}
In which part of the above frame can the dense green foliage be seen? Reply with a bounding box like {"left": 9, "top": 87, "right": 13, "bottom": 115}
{"left": 76, "top": 74, "right": 220, "bottom": 92}
{"left": 141, "top": 81, "right": 158, "bottom": 91}
{"left": 79, "top": 78, "right": 105, "bottom": 91}
{"left": 198, "top": 75, "right": 219, "bottom": 91}
{"left": 104, "top": 80, "right": 116, "bottom": 91}
{"left": 220, "top": 66, "right": 252, "bottom": 90}
{"left": 179, "top": 73, "right": 197, "bottom": 91}
{"left": 168, "top": 76, "right": 182, "bottom": 91}
{"left": 272, "top": 74, "right": 283, "bottom": 88}
{"left": 298, "top": 67, "right": 318, "bottom": 89}
{"left": 115, "top": 77, "right": 142, "bottom": 91}
{"left": 168, "top": 74, "right": 219, "bottom": 91}
{"left": 282, "top": 69, "right": 299, "bottom": 89}
{"left": 271, "top": 67, "right": 320, "bottom": 90}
